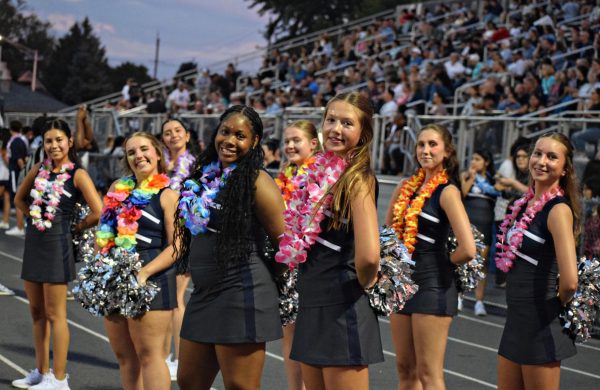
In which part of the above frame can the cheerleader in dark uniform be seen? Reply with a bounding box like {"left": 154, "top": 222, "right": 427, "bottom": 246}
{"left": 384, "top": 124, "right": 475, "bottom": 389}
{"left": 276, "top": 120, "right": 321, "bottom": 390}
{"left": 174, "top": 106, "right": 285, "bottom": 390}
{"left": 160, "top": 118, "right": 197, "bottom": 380}
{"left": 279, "top": 92, "right": 382, "bottom": 390}
{"left": 12, "top": 119, "right": 102, "bottom": 389}
{"left": 496, "top": 133, "right": 580, "bottom": 390}
{"left": 101, "top": 132, "right": 179, "bottom": 390}
{"left": 460, "top": 148, "right": 500, "bottom": 316}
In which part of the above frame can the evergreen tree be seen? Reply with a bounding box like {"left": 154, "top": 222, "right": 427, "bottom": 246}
{"left": 108, "top": 62, "right": 153, "bottom": 92}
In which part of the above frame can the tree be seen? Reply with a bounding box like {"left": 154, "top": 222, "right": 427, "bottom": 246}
{"left": 0, "top": 0, "right": 54, "bottom": 85}
{"left": 175, "top": 61, "right": 197, "bottom": 77}
{"left": 45, "top": 18, "right": 112, "bottom": 104}
{"left": 108, "top": 62, "right": 153, "bottom": 92}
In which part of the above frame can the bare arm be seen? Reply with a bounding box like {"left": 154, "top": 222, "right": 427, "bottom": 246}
{"left": 14, "top": 163, "right": 41, "bottom": 217}
{"left": 73, "top": 169, "right": 103, "bottom": 232}
{"left": 547, "top": 203, "right": 578, "bottom": 305}
{"left": 137, "top": 188, "right": 180, "bottom": 285}
{"left": 460, "top": 170, "right": 475, "bottom": 197}
{"left": 75, "top": 106, "right": 94, "bottom": 150}
{"left": 352, "top": 176, "right": 380, "bottom": 289}
{"left": 440, "top": 184, "right": 476, "bottom": 264}
{"left": 384, "top": 180, "right": 405, "bottom": 226}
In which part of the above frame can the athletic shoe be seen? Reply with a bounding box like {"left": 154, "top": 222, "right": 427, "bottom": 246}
{"left": 0, "top": 221, "right": 10, "bottom": 229}
{"left": 166, "top": 354, "right": 177, "bottom": 381}
{"left": 0, "top": 283, "right": 15, "bottom": 296}
{"left": 5, "top": 226, "right": 25, "bottom": 236}
{"left": 29, "top": 372, "right": 70, "bottom": 390}
{"left": 66, "top": 290, "right": 74, "bottom": 301}
{"left": 474, "top": 301, "right": 487, "bottom": 317}
{"left": 11, "top": 368, "right": 44, "bottom": 388}
{"left": 457, "top": 296, "right": 463, "bottom": 311}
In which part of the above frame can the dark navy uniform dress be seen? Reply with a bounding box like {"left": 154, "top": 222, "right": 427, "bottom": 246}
{"left": 136, "top": 189, "right": 177, "bottom": 310}
{"left": 181, "top": 200, "right": 282, "bottom": 344}
{"left": 290, "top": 211, "right": 384, "bottom": 366}
{"left": 398, "top": 183, "right": 458, "bottom": 316}
{"left": 22, "top": 166, "right": 81, "bottom": 283}
{"left": 464, "top": 177, "right": 497, "bottom": 246}
{"left": 498, "top": 197, "right": 576, "bottom": 364}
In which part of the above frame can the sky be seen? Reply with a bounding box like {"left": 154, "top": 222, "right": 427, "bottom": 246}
{"left": 25, "top": 0, "right": 270, "bottom": 80}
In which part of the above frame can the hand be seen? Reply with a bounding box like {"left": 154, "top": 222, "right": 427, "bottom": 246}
{"left": 136, "top": 268, "right": 149, "bottom": 287}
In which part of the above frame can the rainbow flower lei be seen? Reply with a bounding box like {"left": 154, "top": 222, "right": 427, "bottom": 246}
{"left": 275, "top": 151, "right": 347, "bottom": 269}
{"left": 29, "top": 159, "right": 75, "bottom": 232}
{"left": 177, "top": 161, "right": 236, "bottom": 235}
{"left": 391, "top": 168, "right": 448, "bottom": 254}
{"left": 96, "top": 174, "right": 170, "bottom": 255}
{"left": 495, "top": 186, "right": 564, "bottom": 272}
{"left": 275, "top": 156, "right": 316, "bottom": 205}
{"left": 165, "top": 149, "right": 196, "bottom": 192}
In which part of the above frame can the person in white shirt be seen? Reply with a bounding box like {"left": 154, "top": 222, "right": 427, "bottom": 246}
{"left": 444, "top": 53, "right": 466, "bottom": 80}
{"left": 379, "top": 88, "right": 399, "bottom": 119}
{"left": 167, "top": 82, "right": 191, "bottom": 112}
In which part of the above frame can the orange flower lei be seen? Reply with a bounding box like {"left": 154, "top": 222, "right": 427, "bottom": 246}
{"left": 275, "top": 156, "right": 316, "bottom": 205}
{"left": 391, "top": 168, "right": 448, "bottom": 254}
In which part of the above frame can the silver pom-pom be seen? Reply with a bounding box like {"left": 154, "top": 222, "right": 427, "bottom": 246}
{"left": 73, "top": 247, "right": 160, "bottom": 318}
{"left": 448, "top": 225, "right": 487, "bottom": 292}
{"left": 365, "top": 227, "right": 419, "bottom": 316}
{"left": 71, "top": 203, "right": 97, "bottom": 264}
{"left": 277, "top": 269, "right": 299, "bottom": 326}
{"left": 560, "top": 257, "right": 600, "bottom": 342}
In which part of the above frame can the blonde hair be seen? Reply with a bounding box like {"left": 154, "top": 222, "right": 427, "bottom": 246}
{"left": 286, "top": 120, "right": 322, "bottom": 152}
{"left": 123, "top": 132, "right": 167, "bottom": 175}
{"left": 323, "top": 92, "right": 375, "bottom": 229}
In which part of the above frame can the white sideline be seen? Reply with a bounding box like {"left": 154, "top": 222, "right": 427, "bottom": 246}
{"left": 0, "top": 352, "right": 28, "bottom": 376}
{"left": 383, "top": 350, "right": 497, "bottom": 388}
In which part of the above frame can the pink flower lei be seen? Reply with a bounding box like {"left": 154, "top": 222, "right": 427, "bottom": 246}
{"left": 275, "top": 151, "right": 347, "bottom": 269}
{"left": 29, "top": 159, "right": 75, "bottom": 232}
{"left": 495, "top": 186, "right": 564, "bottom": 272}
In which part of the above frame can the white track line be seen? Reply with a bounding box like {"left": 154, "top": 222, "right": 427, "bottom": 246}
{"left": 383, "top": 350, "right": 497, "bottom": 388}
{"left": 0, "top": 352, "right": 28, "bottom": 376}
{"left": 0, "top": 249, "right": 23, "bottom": 262}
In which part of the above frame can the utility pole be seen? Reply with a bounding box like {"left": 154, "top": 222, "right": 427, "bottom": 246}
{"left": 153, "top": 32, "right": 160, "bottom": 79}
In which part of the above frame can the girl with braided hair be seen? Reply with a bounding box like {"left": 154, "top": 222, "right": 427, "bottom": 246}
{"left": 175, "top": 105, "right": 285, "bottom": 390}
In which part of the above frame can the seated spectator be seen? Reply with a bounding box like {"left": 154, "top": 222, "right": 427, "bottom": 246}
{"left": 582, "top": 176, "right": 600, "bottom": 258}
{"left": 572, "top": 88, "right": 600, "bottom": 156}
{"left": 265, "top": 93, "right": 282, "bottom": 115}
{"left": 167, "top": 82, "right": 191, "bottom": 112}
{"left": 379, "top": 88, "right": 399, "bottom": 119}
{"left": 444, "top": 52, "right": 467, "bottom": 81}
{"left": 497, "top": 86, "right": 522, "bottom": 113}
{"left": 146, "top": 92, "right": 167, "bottom": 114}
{"left": 428, "top": 92, "right": 448, "bottom": 115}
{"left": 262, "top": 138, "right": 281, "bottom": 170}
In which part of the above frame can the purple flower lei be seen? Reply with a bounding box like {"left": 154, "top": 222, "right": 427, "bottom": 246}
{"left": 166, "top": 149, "right": 196, "bottom": 192}
{"left": 177, "top": 161, "right": 236, "bottom": 235}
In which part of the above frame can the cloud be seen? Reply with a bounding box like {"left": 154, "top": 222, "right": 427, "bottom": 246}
{"left": 47, "top": 13, "right": 77, "bottom": 33}
{"left": 94, "top": 22, "right": 115, "bottom": 34}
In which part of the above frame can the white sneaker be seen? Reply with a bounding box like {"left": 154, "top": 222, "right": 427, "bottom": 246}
{"left": 5, "top": 226, "right": 25, "bottom": 237}
{"left": 474, "top": 301, "right": 487, "bottom": 316}
{"left": 29, "top": 372, "right": 70, "bottom": 390}
{"left": 0, "top": 283, "right": 15, "bottom": 296}
{"left": 457, "top": 296, "right": 463, "bottom": 312}
{"left": 167, "top": 358, "right": 178, "bottom": 381}
{"left": 11, "top": 368, "right": 44, "bottom": 388}
{"left": 0, "top": 221, "right": 9, "bottom": 229}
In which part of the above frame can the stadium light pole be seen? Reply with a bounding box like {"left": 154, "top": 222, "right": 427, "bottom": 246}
{"left": 0, "top": 35, "right": 39, "bottom": 92}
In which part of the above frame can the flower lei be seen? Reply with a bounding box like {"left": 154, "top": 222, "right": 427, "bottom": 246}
{"left": 275, "top": 151, "right": 347, "bottom": 269}
{"left": 96, "top": 174, "right": 170, "bottom": 255}
{"left": 177, "top": 161, "right": 236, "bottom": 235}
{"left": 274, "top": 156, "right": 316, "bottom": 205}
{"left": 165, "top": 149, "right": 196, "bottom": 192}
{"left": 495, "top": 186, "right": 564, "bottom": 272}
{"left": 29, "top": 160, "right": 75, "bottom": 232}
{"left": 391, "top": 168, "right": 448, "bottom": 254}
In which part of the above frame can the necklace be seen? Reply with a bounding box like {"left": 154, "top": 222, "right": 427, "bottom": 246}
{"left": 96, "top": 174, "right": 170, "bottom": 254}
{"left": 30, "top": 160, "right": 75, "bottom": 231}
{"left": 275, "top": 156, "right": 316, "bottom": 205}
{"left": 166, "top": 149, "right": 196, "bottom": 192}
{"left": 391, "top": 168, "right": 448, "bottom": 254}
{"left": 275, "top": 151, "right": 347, "bottom": 269}
{"left": 495, "top": 186, "right": 564, "bottom": 272}
{"left": 177, "top": 161, "right": 236, "bottom": 235}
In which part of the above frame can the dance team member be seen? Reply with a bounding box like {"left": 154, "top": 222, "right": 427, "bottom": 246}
{"left": 460, "top": 148, "right": 500, "bottom": 316}
{"left": 496, "top": 133, "right": 579, "bottom": 390}
{"left": 385, "top": 123, "right": 475, "bottom": 389}
{"left": 175, "top": 105, "right": 285, "bottom": 390}
{"left": 101, "top": 132, "right": 179, "bottom": 390}
{"left": 282, "top": 92, "right": 383, "bottom": 390}
{"left": 161, "top": 118, "right": 197, "bottom": 380}
{"left": 12, "top": 119, "right": 102, "bottom": 389}
{"left": 275, "top": 120, "right": 321, "bottom": 390}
